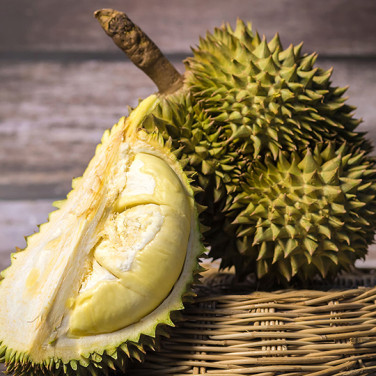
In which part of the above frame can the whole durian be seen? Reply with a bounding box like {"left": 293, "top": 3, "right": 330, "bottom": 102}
{"left": 0, "top": 96, "right": 204, "bottom": 375}
{"left": 95, "top": 9, "right": 376, "bottom": 283}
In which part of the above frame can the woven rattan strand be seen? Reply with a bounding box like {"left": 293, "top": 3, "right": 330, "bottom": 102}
{"left": 129, "top": 269, "right": 376, "bottom": 375}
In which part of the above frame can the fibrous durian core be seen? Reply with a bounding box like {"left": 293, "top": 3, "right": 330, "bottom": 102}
{"left": 0, "top": 95, "right": 203, "bottom": 375}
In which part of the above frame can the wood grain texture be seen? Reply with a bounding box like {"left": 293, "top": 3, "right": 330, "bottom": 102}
{"left": 1, "top": 0, "right": 375, "bottom": 57}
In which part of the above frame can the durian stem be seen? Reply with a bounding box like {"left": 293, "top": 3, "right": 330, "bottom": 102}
{"left": 94, "top": 9, "right": 183, "bottom": 94}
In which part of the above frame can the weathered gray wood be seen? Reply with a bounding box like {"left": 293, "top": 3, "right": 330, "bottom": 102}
{"left": 1, "top": 0, "right": 375, "bottom": 57}
{"left": 0, "top": 58, "right": 375, "bottom": 199}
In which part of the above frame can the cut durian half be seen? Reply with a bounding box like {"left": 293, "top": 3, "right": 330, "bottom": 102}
{"left": 0, "top": 95, "right": 204, "bottom": 375}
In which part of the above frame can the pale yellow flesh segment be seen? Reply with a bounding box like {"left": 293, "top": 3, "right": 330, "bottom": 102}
{"left": 68, "top": 153, "right": 191, "bottom": 336}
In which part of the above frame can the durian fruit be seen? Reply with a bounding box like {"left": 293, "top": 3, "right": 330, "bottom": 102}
{"left": 95, "top": 9, "right": 376, "bottom": 283}
{"left": 230, "top": 143, "right": 376, "bottom": 281}
{"left": 0, "top": 95, "right": 204, "bottom": 375}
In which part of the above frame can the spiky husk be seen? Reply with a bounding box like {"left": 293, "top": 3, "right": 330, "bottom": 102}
{"left": 226, "top": 143, "right": 376, "bottom": 281}
{"left": 140, "top": 20, "right": 376, "bottom": 282}
{"left": 185, "top": 19, "right": 372, "bottom": 156}
{"left": 0, "top": 104, "right": 206, "bottom": 375}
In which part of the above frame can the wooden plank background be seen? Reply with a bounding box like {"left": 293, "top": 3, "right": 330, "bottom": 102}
{"left": 0, "top": 2, "right": 375, "bottom": 372}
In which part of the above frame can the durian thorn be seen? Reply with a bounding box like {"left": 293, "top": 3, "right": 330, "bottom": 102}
{"left": 94, "top": 9, "right": 183, "bottom": 95}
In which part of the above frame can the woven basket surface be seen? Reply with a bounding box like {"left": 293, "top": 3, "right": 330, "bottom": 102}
{"left": 129, "top": 268, "right": 376, "bottom": 376}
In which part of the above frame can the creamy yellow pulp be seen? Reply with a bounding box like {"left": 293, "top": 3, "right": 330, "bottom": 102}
{"left": 68, "top": 152, "right": 191, "bottom": 336}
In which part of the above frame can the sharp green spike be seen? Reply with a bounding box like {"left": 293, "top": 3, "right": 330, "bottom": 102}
{"left": 322, "top": 154, "right": 342, "bottom": 172}
{"left": 298, "top": 67, "right": 318, "bottom": 85}
{"left": 348, "top": 200, "right": 367, "bottom": 209}
{"left": 284, "top": 238, "right": 299, "bottom": 257}
{"left": 257, "top": 241, "right": 269, "bottom": 261}
{"left": 254, "top": 227, "right": 274, "bottom": 244}
{"left": 331, "top": 202, "right": 346, "bottom": 214}
{"left": 257, "top": 259, "right": 268, "bottom": 278}
{"left": 336, "top": 232, "right": 351, "bottom": 245}
{"left": 293, "top": 42, "right": 304, "bottom": 57}
{"left": 299, "top": 53, "right": 318, "bottom": 71}
{"left": 270, "top": 223, "right": 281, "bottom": 240}
{"left": 318, "top": 225, "right": 331, "bottom": 239}
{"left": 298, "top": 149, "right": 319, "bottom": 174}
{"left": 233, "top": 18, "right": 246, "bottom": 36}
{"left": 272, "top": 243, "right": 284, "bottom": 264}
{"left": 279, "top": 44, "right": 296, "bottom": 67}
{"left": 279, "top": 65, "right": 298, "bottom": 83}
{"left": 328, "top": 216, "right": 345, "bottom": 228}
{"left": 269, "top": 141, "right": 281, "bottom": 160}
{"left": 312, "top": 257, "right": 327, "bottom": 278}
{"left": 348, "top": 152, "right": 366, "bottom": 166}
{"left": 290, "top": 256, "right": 299, "bottom": 277}
{"left": 268, "top": 33, "right": 283, "bottom": 53}
{"left": 258, "top": 55, "right": 278, "bottom": 74}
{"left": 322, "top": 185, "right": 342, "bottom": 200}
{"left": 324, "top": 252, "right": 339, "bottom": 265}
{"left": 285, "top": 225, "right": 297, "bottom": 238}
{"left": 255, "top": 70, "right": 273, "bottom": 85}
{"left": 312, "top": 67, "right": 333, "bottom": 86}
{"left": 278, "top": 260, "right": 292, "bottom": 281}
{"left": 253, "top": 36, "right": 271, "bottom": 58}
{"left": 279, "top": 88, "right": 295, "bottom": 102}
{"left": 348, "top": 168, "right": 369, "bottom": 180}
{"left": 320, "top": 167, "right": 339, "bottom": 185}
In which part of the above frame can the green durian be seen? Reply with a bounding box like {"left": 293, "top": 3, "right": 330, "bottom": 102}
{"left": 95, "top": 9, "right": 376, "bottom": 283}
{"left": 229, "top": 143, "right": 376, "bottom": 281}
{"left": 0, "top": 95, "right": 205, "bottom": 375}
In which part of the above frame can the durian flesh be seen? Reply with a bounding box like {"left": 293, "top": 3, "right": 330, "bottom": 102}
{"left": 0, "top": 95, "right": 203, "bottom": 375}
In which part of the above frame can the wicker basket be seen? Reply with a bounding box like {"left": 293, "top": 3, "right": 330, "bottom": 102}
{"left": 129, "top": 267, "right": 376, "bottom": 376}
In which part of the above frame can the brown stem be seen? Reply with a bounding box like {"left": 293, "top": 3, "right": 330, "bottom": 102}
{"left": 94, "top": 9, "right": 183, "bottom": 94}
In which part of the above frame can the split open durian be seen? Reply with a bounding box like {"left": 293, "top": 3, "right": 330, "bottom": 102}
{"left": 0, "top": 96, "right": 204, "bottom": 375}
